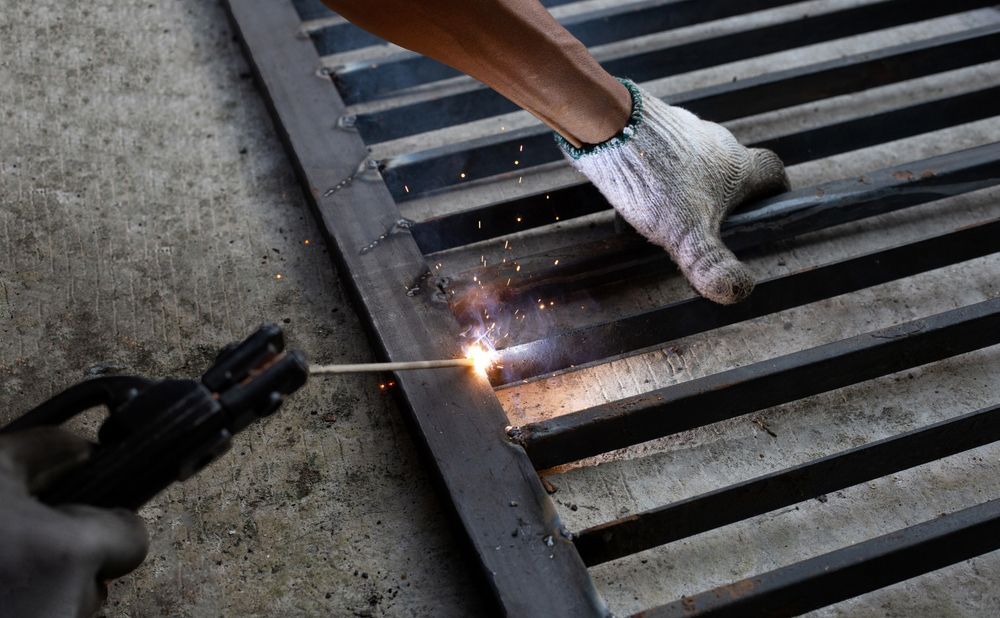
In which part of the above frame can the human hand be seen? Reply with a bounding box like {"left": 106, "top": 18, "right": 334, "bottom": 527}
{"left": 0, "top": 427, "right": 148, "bottom": 618}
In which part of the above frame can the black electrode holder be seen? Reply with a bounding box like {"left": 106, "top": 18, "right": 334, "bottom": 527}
{"left": 1, "top": 324, "right": 308, "bottom": 510}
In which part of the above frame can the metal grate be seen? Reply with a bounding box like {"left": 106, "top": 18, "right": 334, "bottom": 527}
{"left": 227, "top": 1, "right": 1000, "bottom": 615}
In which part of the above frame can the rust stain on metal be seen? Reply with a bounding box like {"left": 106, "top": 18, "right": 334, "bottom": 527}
{"left": 723, "top": 577, "right": 760, "bottom": 599}
{"left": 541, "top": 476, "right": 558, "bottom": 494}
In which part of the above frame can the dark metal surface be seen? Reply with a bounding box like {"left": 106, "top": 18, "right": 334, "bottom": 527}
{"left": 348, "top": 0, "right": 809, "bottom": 129}
{"left": 386, "top": 24, "right": 1000, "bottom": 203}
{"left": 636, "top": 498, "right": 1000, "bottom": 617}
{"left": 316, "top": 0, "right": 588, "bottom": 72}
{"left": 513, "top": 298, "right": 1000, "bottom": 469}
{"left": 451, "top": 142, "right": 1000, "bottom": 311}
{"left": 347, "top": 0, "right": 993, "bottom": 125}
{"left": 491, "top": 218, "right": 1000, "bottom": 385}
{"left": 232, "top": 1, "right": 1000, "bottom": 615}
{"left": 225, "top": 1, "right": 606, "bottom": 615}
{"left": 576, "top": 403, "right": 1000, "bottom": 566}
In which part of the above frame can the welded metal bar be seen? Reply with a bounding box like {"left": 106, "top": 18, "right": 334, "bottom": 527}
{"left": 491, "top": 218, "right": 1000, "bottom": 385}
{"left": 449, "top": 141, "right": 1000, "bottom": 309}
{"left": 314, "top": 0, "right": 799, "bottom": 58}
{"left": 511, "top": 298, "right": 1000, "bottom": 469}
{"left": 636, "top": 498, "right": 1000, "bottom": 618}
{"left": 310, "top": 22, "right": 383, "bottom": 56}
{"left": 349, "top": 0, "right": 811, "bottom": 127}
{"left": 576, "top": 403, "right": 1000, "bottom": 566}
{"left": 341, "top": 0, "right": 992, "bottom": 111}
{"left": 762, "top": 87, "right": 1000, "bottom": 166}
{"left": 386, "top": 24, "right": 1000, "bottom": 203}
{"left": 413, "top": 80, "right": 1000, "bottom": 255}
{"left": 291, "top": 0, "right": 331, "bottom": 21}
{"left": 225, "top": 1, "right": 606, "bottom": 615}
{"left": 306, "top": 0, "right": 578, "bottom": 54}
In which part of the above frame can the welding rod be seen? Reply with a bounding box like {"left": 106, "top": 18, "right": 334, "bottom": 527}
{"left": 309, "top": 358, "right": 477, "bottom": 374}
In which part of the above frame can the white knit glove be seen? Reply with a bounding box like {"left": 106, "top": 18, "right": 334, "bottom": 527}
{"left": 557, "top": 79, "right": 789, "bottom": 304}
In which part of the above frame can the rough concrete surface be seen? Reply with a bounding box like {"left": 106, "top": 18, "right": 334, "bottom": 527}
{"left": 0, "top": 1, "right": 483, "bottom": 616}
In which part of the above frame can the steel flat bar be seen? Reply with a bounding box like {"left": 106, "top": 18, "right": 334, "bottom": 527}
{"left": 225, "top": 1, "right": 605, "bottom": 615}
{"left": 291, "top": 0, "right": 331, "bottom": 21}
{"left": 762, "top": 87, "right": 1000, "bottom": 166}
{"left": 635, "top": 498, "right": 1000, "bottom": 618}
{"left": 350, "top": 0, "right": 807, "bottom": 128}
{"left": 511, "top": 298, "right": 1000, "bottom": 469}
{"left": 576, "top": 403, "right": 1000, "bottom": 566}
{"left": 315, "top": 0, "right": 797, "bottom": 58}
{"left": 341, "top": 0, "right": 990, "bottom": 111}
{"left": 308, "top": 0, "right": 577, "bottom": 54}
{"left": 449, "top": 141, "right": 1000, "bottom": 309}
{"left": 413, "top": 82, "right": 1000, "bottom": 257}
{"left": 386, "top": 24, "right": 1000, "bottom": 204}
{"left": 316, "top": 0, "right": 588, "bottom": 62}
{"left": 491, "top": 218, "right": 1000, "bottom": 385}
{"left": 310, "top": 22, "right": 382, "bottom": 56}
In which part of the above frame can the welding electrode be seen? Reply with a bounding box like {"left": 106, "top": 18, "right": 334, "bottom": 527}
{"left": 309, "top": 359, "right": 477, "bottom": 374}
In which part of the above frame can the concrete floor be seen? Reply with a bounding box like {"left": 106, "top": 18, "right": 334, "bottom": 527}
{"left": 0, "top": 1, "right": 482, "bottom": 615}
{"left": 1, "top": 0, "right": 998, "bottom": 616}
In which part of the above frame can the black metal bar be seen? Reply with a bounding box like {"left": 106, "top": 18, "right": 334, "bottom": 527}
{"left": 491, "top": 218, "right": 1000, "bottom": 385}
{"left": 314, "top": 0, "right": 800, "bottom": 58}
{"left": 224, "top": 1, "right": 606, "bottom": 615}
{"left": 350, "top": 0, "right": 807, "bottom": 129}
{"left": 635, "top": 498, "right": 1000, "bottom": 618}
{"left": 310, "top": 22, "right": 383, "bottom": 56}
{"left": 318, "top": 0, "right": 584, "bottom": 69}
{"left": 342, "top": 0, "right": 992, "bottom": 111}
{"left": 449, "top": 142, "right": 1000, "bottom": 309}
{"left": 763, "top": 87, "right": 1000, "bottom": 166}
{"left": 386, "top": 24, "right": 1000, "bottom": 203}
{"left": 290, "top": 0, "right": 331, "bottom": 21}
{"left": 576, "top": 403, "right": 1000, "bottom": 566}
{"left": 306, "top": 0, "right": 577, "bottom": 55}
{"left": 512, "top": 298, "right": 1000, "bottom": 469}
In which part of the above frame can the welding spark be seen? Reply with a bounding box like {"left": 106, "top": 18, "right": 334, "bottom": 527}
{"left": 464, "top": 340, "right": 499, "bottom": 374}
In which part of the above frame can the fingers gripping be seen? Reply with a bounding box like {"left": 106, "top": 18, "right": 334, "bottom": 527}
{"left": 0, "top": 427, "right": 91, "bottom": 494}
{"left": 59, "top": 505, "right": 150, "bottom": 580}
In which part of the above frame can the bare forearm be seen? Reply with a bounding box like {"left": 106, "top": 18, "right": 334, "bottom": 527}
{"left": 322, "top": 0, "right": 630, "bottom": 146}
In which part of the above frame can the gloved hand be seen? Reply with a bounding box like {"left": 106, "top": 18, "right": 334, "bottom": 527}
{"left": 0, "top": 427, "right": 148, "bottom": 618}
{"left": 556, "top": 78, "right": 790, "bottom": 305}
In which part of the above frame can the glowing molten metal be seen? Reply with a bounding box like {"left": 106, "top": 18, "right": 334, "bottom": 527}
{"left": 465, "top": 342, "right": 499, "bottom": 374}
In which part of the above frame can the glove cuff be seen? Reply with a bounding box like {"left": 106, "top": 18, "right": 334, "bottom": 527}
{"left": 553, "top": 77, "right": 644, "bottom": 160}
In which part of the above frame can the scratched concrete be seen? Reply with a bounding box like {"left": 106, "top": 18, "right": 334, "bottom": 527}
{"left": 0, "top": 1, "right": 483, "bottom": 616}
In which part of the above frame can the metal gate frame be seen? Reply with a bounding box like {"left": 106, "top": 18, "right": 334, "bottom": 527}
{"left": 225, "top": 1, "right": 1000, "bottom": 615}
